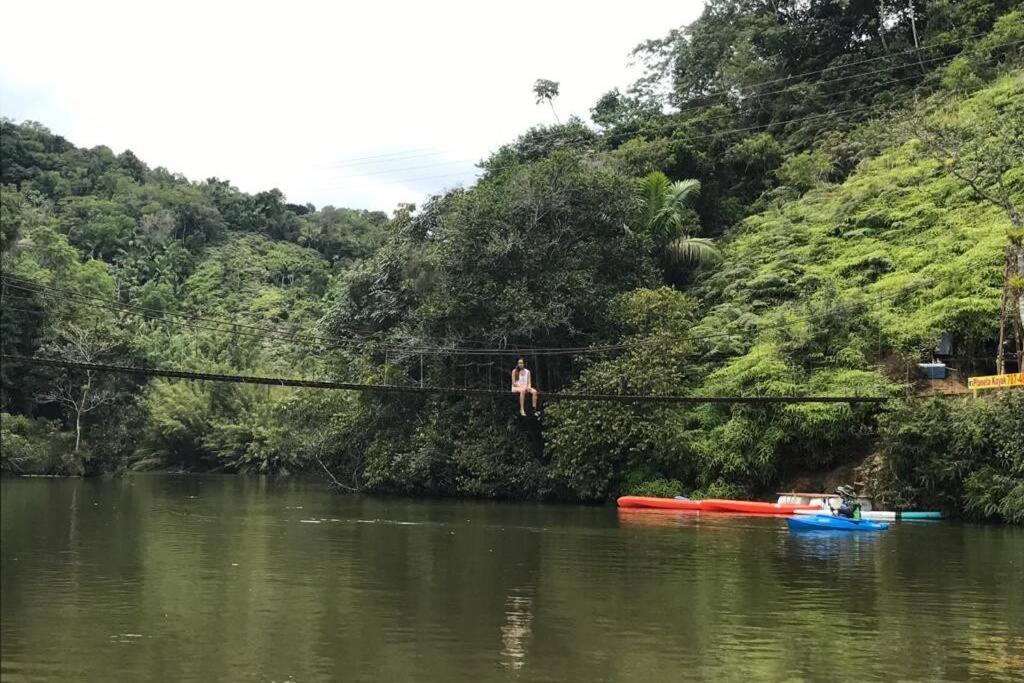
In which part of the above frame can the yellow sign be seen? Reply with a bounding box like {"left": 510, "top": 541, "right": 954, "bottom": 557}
{"left": 967, "top": 373, "right": 1024, "bottom": 391}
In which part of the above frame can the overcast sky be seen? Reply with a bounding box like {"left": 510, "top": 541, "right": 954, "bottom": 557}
{"left": 0, "top": 0, "right": 703, "bottom": 212}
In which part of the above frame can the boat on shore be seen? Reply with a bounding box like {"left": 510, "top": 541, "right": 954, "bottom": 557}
{"left": 700, "top": 499, "right": 821, "bottom": 514}
{"left": 793, "top": 509, "right": 942, "bottom": 521}
{"left": 777, "top": 492, "right": 942, "bottom": 521}
{"left": 616, "top": 496, "right": 818, "bottom": 515}
{"left": 616, "top": 496, "right": 701, "bottom": 511}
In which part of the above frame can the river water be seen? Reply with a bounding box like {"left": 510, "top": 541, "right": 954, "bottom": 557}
{"left": 1, "top": 475, "right": 1022, "bottom": 682}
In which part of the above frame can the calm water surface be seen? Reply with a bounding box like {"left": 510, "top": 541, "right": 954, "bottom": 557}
{"left": 2, "top": 475, "right": 1022, "bottom": 682}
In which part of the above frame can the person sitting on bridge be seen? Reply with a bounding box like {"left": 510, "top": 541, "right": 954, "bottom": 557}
{"left": 511, "top": 358, "right": 540, "bottom": 417}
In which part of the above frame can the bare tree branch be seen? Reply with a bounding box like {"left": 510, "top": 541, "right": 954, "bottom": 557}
{"left": 304, "top": 428, "right": 361, "bottom": 492}
{"left": 35, "top": 322, "right": 121, "bottom": 451}
{"left": 913, "top": 90, "right": 1024, "bottom": 363}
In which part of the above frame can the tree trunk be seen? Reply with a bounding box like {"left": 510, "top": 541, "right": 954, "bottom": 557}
{"left": 1017, "top": 272, "right": 1024, "bottom": 335}
{"left": 76, "top": 371, "right": 91, "bottom": 453}
{"left": 548, "top": 100, "right": 561, "bottom": 125}
{"left": 1011, "top": 243, "right": 1024, "bottom": 335}
{"left": 877, "top": 1, "right": 889, "bottom": 51}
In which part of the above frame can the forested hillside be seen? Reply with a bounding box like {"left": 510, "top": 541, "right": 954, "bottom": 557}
{"left": 2, "top": 0, "right": 1022, "bottom": 521}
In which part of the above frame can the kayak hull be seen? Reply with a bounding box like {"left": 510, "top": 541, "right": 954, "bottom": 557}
{"left": 898, "top": 511, "right": 943, "bottom": 520}
{"left": 787, "top": 515, "right": 889, "bottom": 532}
{"left": 700, "top": 499, "right": 819, "bottom": 515}
{"left": 616, "top": 496, "right": 818, "bottom": 515}
{"left": 616, "top": 496, "right": 701, "bottom": 511}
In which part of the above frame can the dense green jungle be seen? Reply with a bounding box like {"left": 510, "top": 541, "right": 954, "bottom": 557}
{"left": 1, "top": 0, "right": 1022, "bottom": 522}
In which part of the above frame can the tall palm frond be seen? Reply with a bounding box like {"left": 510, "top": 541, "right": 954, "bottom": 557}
{"left": 636, "top": 171, "right": 672, "bottom": 238}
{"left": 637, "top": 173, "right": 703, "bottom": 242}
{"left": 661, "top": 179, "right": 702, "bottom": 222}
{"left": 664, "top": 237, "right": 721, "bottom": 266}
{"left": 634, "top": 171, "right": 718, "bottom": 270}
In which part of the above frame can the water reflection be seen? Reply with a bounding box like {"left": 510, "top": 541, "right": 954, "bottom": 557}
{"left": 499, "top": 591, "right": 534, "bottom": 671}
{"left": 2, "top": 476, "right": 1022, "bottom": 683}
{"left": 784, "top": 528, "right": 885, "bottom": 561}
{"left": 616, "top": 508, "right": 701, "bottom": 528}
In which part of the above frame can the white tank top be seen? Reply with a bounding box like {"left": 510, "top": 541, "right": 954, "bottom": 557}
{"left": 515, "top": 368, "right": 530, "bottom": 386}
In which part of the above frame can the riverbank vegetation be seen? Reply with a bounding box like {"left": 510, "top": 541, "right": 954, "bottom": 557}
{"left": 2, "top": 1, "right": 1022, "bottom": 522}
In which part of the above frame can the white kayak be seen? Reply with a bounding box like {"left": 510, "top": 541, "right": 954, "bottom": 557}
{"left": 794, "top": 508, "right": 943, "bottom": 522}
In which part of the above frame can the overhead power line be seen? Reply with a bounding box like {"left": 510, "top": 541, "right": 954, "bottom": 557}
{"left": 325, "top": 39, "right": 1022, "bottom": 191}
{"left": 320, "top": 58, "right": 968, "bottom": 189}
{"left": 652, "top": 29, "right": 1002, "bottom": 102}
{"left": 323, "top": 93, "right": 925, "bottom": 190}
{"left": 316, "top": 30, "right": 1014, "bottom": 180}
{"left": 338, "top": 40, "right": 1021, "bottom": 191}
{"left": 1, "top": 276, "right": 611, "bottom": 355}
{"left": 324, "top": 147, "right": 442, "bottom": 167}
{"left": 2, "top": 275, "right": 937, "bottom": 358}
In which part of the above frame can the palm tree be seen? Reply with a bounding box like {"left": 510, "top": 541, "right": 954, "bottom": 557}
{"left": 634, "top": 171, "right": 720, "bottom": 268}
{"left": 533, "top": 79, "right": 561, "bottom": 124}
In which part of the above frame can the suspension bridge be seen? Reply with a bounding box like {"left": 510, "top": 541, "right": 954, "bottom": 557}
{"left": 0, "top": 355, "right": 890, "bottom": 405}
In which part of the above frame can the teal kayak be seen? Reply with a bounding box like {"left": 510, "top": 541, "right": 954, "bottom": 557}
{"left": 787, "top": 515, "right": 889, "bottom": 532}
{"left": 897, "top": 511, "right": 943, "bottom": 520}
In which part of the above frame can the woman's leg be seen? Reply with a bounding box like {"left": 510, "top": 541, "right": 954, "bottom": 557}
{"left": 530, "top": 388, "right": 539, "bottom": 408}
{"left": 518, "top": 389, "right": 526, "bottom": 415}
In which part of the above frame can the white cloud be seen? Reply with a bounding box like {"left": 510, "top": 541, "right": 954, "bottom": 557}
{"left": 0, "top": 0, "right": 702, "bottom": 211}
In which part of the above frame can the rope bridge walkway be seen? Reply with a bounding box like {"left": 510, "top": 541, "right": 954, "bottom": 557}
{"left": 1, "top": 355, "right": 889, "bottom": 405}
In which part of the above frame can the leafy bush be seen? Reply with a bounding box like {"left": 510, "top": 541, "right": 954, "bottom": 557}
{"left": 0, "top": 412, "right": 78, "bottom": 475}
{"left": 775, "top": 151, "right": 833, "bottom": 194}
{"left": 621, "top": 472, "right": 682, "bottom": 498}
{"left": 545, "top": 288, "right": 699, "bottom": 500}
{"left": 865, "top": 393, "right": 1024, "bottom": 523}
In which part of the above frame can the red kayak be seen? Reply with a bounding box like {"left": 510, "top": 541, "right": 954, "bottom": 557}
{"left": 616, "top": 496, "right": 818, "bottom": 515}
{"left": 699, "top": 499, "right": 818, "bottom": 515}
{"left": 617, "top": 496, "right": 701, "bottom": 511}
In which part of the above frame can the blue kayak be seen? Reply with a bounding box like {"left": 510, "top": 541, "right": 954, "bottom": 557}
{"left": 787, "top": 515, "right": 889, "bottom": 532}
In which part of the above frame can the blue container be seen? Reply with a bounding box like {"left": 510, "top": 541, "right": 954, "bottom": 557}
{"left": 917, "top": 362, "right": 947, "bottom": 380}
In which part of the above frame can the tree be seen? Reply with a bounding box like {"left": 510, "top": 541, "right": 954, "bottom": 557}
{"left": 634, "top": 171, "right": 720, "bottom": 270}
{"left": 774, "top": 151, "right": 833, "bottom": 194}
{"left": 533, "top": 79, "right": 561, "bottom": 124}
{"left": 590, "top": 89, "right": 656, "bottom": 129}
{"left": 60, "top": 196, "right": 136, "bottom": 260}
{"left": 0, "top": 184, "right": 26, "bottom": 252}
{"left": 545, "top": 287, "right": 701, "bottom": 499}
{"left": 36, "top": 323, "right": 118, "bottom": 452}
{"left": 117, "top": 149, "right": 148, "bottom": 183}
{"left": 914, "top": 90, "right": 1024, "bottom": 371}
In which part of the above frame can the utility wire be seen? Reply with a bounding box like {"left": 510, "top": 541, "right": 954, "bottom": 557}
{"left": 321, "top": 30, "right": 1003, "bottom": 172}
{"left": 322, "top": 46, "right": 990, "bottom": 186}
{"left": 324, "top": 42, "right": 1024, "bottom": 192}
{"left": 315, "top": 35, "right": 1019, "bottom": 194}
{"left": 322, "top": 94, "right": 925, "bottom": 189}
{"left": 1, "top": 276, "right": 613, "bottom": 355}
{"left": 650, "top": 29, "right": 1004, "bottom": 103}
{"left": 2, "top": 275, "right": 939, "bottom": 357}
